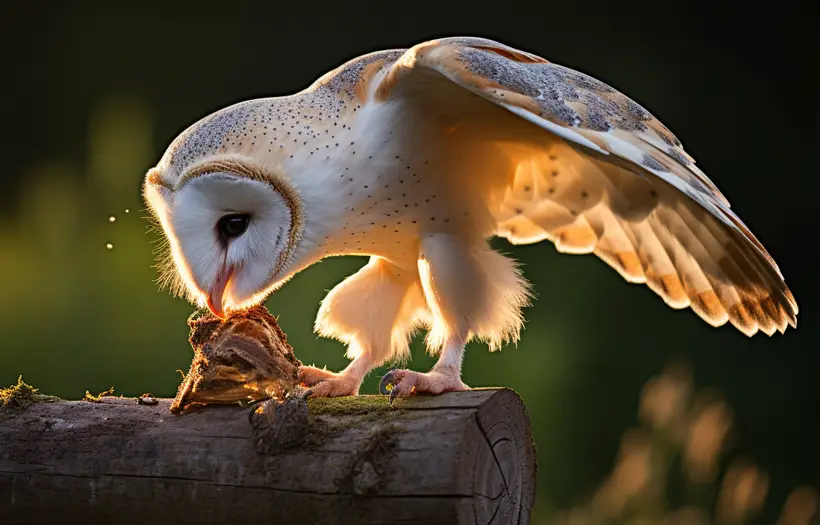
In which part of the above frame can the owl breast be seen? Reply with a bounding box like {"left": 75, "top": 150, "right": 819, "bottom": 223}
{"left": 311, "top": 126, "right": 515, "bottom": 264}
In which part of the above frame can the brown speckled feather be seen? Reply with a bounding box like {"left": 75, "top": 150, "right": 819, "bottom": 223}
{"left": 369, "top": 37, "right": 797, "bottom": 336}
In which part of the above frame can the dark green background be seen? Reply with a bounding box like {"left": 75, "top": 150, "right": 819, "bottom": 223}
{"left": 1, "top": 2, "right": 817, "bottom": 523}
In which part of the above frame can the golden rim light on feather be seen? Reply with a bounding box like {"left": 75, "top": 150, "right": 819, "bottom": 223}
{"left": 365, "top": 36, "right": 798, "bottom": 336}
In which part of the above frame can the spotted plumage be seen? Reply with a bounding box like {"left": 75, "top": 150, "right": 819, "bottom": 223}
{"left": 144, "top": 36, "right": 797, "bottom": 401}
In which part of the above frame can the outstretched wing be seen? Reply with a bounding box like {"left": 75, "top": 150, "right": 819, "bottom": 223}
{"left": 371, "top": 36, "right": 797, "bottom": 336}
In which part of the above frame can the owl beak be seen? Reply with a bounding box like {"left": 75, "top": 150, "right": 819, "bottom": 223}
{"left": 207, "top": 265, "right": 235, "bottom": 319}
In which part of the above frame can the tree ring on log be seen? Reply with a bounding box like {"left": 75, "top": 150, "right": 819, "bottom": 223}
{"left": 469, "top": 389, "right": 537, "bottom": 525}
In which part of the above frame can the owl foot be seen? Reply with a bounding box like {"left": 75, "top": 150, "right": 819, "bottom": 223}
{"left": 379, "top": 369, "right": 470, "bottom": 405}
{"left": 298, "top": 366, "right": 361, "bottom": 397}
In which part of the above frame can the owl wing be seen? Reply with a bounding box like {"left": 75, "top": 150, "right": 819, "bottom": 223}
{"left": 367, "top": 36, "right": 797, "bottom": 336}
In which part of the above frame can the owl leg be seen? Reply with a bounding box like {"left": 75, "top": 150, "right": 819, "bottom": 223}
{"left": 380, "top": 234, "right": 530, "bottom": 402}
{"left": 300, "top": 256, "right": 427, "bottom": 397}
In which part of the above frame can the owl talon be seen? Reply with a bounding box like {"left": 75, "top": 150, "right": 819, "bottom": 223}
{"left": 297, "top": 365, "right": 362, "bottom": 397}
{"left": 378, "top": 370, "right": 399, "bottom": 396}
{"left": 379, "top": 368, "right": 468, "bottom": 405}
{"left": 247, "top": 398, "right": 267, "bottom": 424}
{"left": 389, "top": 385, "right": 401, "bottom": 406}
{"left": 379, "top": 370, "right": 411, "bottom": 406}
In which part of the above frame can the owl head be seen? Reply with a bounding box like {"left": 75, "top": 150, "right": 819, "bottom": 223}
{"left": 143, "top": 155, "right": 305, "bottom": 318}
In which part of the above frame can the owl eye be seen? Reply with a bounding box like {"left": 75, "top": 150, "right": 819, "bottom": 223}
{"left": 217, "top": 213, "right": 250, "bottom": 239}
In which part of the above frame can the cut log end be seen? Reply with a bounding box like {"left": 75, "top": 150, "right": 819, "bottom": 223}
{"left": 472, "top": 389, "right": 537, "bottom": 524}
{"left": 1, "top": 389, "right": 536, "bottom": 525}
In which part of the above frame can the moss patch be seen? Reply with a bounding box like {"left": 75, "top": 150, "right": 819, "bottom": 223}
{"left": 307, "top": 395, "right": 392, "bottom": 416}
{"left": 1, "top": 376, "right": 39, "bottom": 409}
{"left": 302, "top": 395, "right": 423, "bottom": 451}
{"left": 83, "top": 386, "right": 116, "bottom": 402}
{"left": 0, "top": 376, "right": 60, "bottom": 421}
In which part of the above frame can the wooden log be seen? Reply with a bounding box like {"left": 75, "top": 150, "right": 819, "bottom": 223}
{"left": 0, "top": 388, "right": 536, "bottom": 525}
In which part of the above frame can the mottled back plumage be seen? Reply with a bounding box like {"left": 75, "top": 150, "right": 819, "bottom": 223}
{"left": 365, "top": 36, "right": 797, "bottom": 336}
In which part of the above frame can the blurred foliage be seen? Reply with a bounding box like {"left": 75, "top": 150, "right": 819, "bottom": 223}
{"left": 1, "top": 10, "right": 818, "bottom": 521}
{"left": 541, "top": 364, "right": 818, "bottom": 525}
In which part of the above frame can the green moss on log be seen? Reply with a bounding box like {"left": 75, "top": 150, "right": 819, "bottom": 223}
{"left": 0, "top": 376, "right": 60, "bottom": 421}
{"left": 1, "top": 376, "right": 39, "bottom": 409}
{"left": 301, "top": 395, "right": 425, "bottom": 451}
{"left": 83, "top": 386, "right": 117, "bottom": 402}
{"left": 307, "top": 395, "right": 392, "bottom": 416}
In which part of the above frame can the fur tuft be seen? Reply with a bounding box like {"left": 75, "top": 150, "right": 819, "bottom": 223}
{"left": 469, "top": 248, "right": 533, "bottom": 351}
{"left": 314, "top": 257, "right": 429, "bottom": 366}
{"left": 418, "top": 236, "right": 533, "bottom": 354}
{"left": 144, "top": 207, "right": 190, "bottom": 301}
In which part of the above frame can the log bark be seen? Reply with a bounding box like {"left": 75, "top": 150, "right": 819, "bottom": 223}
{"left": 0, "top": 388, "right": 536, "bottom": 525}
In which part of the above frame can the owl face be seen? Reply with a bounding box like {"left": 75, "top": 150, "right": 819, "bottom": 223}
{"left": 143, "top": 167, "right": 297, "bottom": 318}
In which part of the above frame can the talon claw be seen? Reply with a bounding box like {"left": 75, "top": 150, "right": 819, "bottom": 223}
{"left": 388, "top": 384, "right": 400, "bottom": 406}
{"left": 247, "top": 398, "right": 266, "bottom": 424}
{"left": 379, "top": 371, "right": 397, "bottom": 396}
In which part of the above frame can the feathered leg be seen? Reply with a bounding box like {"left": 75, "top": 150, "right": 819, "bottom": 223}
{"left": 301, "top": 256, "right": 427, "bottom": 397}
{"left": 380, "top": 233, "right": 531, "bottom": 401}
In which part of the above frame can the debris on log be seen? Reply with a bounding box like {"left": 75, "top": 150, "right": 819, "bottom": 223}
{"left": 171, "top": 305, "right": 302, "bottom": 413}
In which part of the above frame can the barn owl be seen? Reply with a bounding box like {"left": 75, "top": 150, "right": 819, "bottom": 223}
{"left": 144, "top": 36, "right": 798, "bottom": 401}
